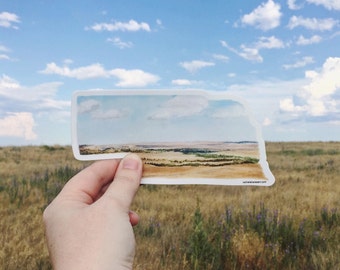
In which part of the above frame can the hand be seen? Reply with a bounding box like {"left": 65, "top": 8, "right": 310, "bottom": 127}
{"left": 43, "top": 154, "right": 143, "bottom": 270}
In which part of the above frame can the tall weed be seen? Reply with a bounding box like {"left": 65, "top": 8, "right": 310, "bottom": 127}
{"left": 178, "top": 202, "right": 340, "bottom": 269}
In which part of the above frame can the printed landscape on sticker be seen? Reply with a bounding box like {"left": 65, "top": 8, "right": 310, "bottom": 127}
{"left": 72, "top": 90, "right": 275, "bottom": 186}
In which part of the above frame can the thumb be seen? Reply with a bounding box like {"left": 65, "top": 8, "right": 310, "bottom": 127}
{"left": 103, "top": 154, "right": 143, "bottom": 210}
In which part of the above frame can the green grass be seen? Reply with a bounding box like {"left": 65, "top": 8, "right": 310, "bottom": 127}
{"left": 195, "top": 153, "right": 259, "bottom": 164}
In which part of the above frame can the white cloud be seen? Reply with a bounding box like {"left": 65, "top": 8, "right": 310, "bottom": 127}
{"left": 0, "top": 74, "right": 20, "bottom": 89}
{"left": 0, "top": 54, "right": 10, "bottom": 60}
{"left": 280, "top": 57, "right": 340, "bottom": 118}
{"left": 288, "top": 16, "right": 338, "bottom": 31}
{"left": 110, "top": 68, "right": 160, "bottom": 87}
{"left": 40, "top": 62, "right": 108, "bottom": 79}
{"left": 254, "top": 36, "right": 285, "bottom": 49}
{"left": 40, "top": 62, "right": 160, "bottom": 87}
{"left": 296, "top": 35, "right": 322, "bottom": 45}
{"left": 0, "top": 112, "right": 37, "bottom": 140}
{"left": 86, "top": 19, "right": 151, "bottom": 32}
{"left": 287, "top": 0, "right": 303, "bottom": 10}
{"left": 149, "top": 95, "right": 209, "bottom": 120}
{"left": 239, "top": 45, "right": 263, "bottom": 62}
{"left": 78, "top": 99, "right": 100, "bottom": 114}
{"left": 306, "top": 0, "right": 340, "bottom": 10}
{"left": 221, "top": 41, "right": 263, "bottom": 63}
{"left": 154, "top": 19, "right": 164, "bottom": 31}
{"left": 78, "top": 99, "right": 128, "bottom": 119}
{"left": 63, "top": 58, "right": 74, "bottom": 65}
{"left": 171, "top": 79, "right": 194, "bottom": 86}
{"left": 279, "top": 98, "right": 305, "bottom": 113}
{"left": 240, "top": 0, "right": 282, "bottom": 31}
{"left": 0, "top": 74, "right": 69, "bottom": 113}
{"left": 92, "top": 109, "right": 127, "bottom": 119}
{"left": 0, "top": 75, "right": 72, "bottom": 142}
{"left": 0, "top": 11, "right": 20, "bottom": 29}
{"left": 221, "top": 36, "right": 284, "bottom": 63}
{"left": 304, "top": 58, "right": 340, "bottom": 98}
{"left": 212, "top": 54, "right": 229, "bottom": 62}
{"left": 283, "top": 56, "right": 314, "bottom": 69}
{"left": 0, "top": 45, "right": 13, "bottom": 61}
{"left": 107, "top": 37, "right": 133, "bottom": 49}
{"left": 0, "top": 45, "right": 9, "bottom": 52}
{"left": 180, "top": 60, "right": 215, "bottom": 73}
{"left": 330, "top": 31, "right": 340, "bottom": 39}
{"left": 225, "top": 78, "right": 308, "bottom": 127}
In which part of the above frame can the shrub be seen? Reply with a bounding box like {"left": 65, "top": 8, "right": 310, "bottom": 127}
{"left": 186, "top": 205, "right": 217, "bottom": 270}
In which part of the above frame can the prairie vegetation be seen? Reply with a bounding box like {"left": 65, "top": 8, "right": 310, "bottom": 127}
{"left": 0, "top": 142, "right": 339, "bottom": 269}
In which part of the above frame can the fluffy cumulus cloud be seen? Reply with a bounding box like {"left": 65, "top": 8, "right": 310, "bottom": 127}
{"left": 0, "top": 75, "right": 68, "bottom": 110}
{"left": 240, "top": 0, "right": 282, "bottom": 31}
{"left": 224, "top": 77, "right": 308, "bottom": 127}
{"left": 239, "top": 46, "right": 263, "bottom": 62}
{"left": 254, "top": 36, "right": 285, "bottom": 49}
{"left": 221, "top": 36, "right": 284, "bottom": 63}
{"left": 306, "top": 0, "right": 340, "bottom": 10}
{"left": 41, "top": 62, "right": 108, "bottom": 79}
{"left": 179, "top": 60, "right": 215, "bottom": 73}
{"left": 0, "top": 74, "right": 70, "bottom": 141}
{"left": 280, "top": 57, "right": 340, "bottom": 120}
{"left": 110, "top": 68, "right": 160, "bottom": 87}
{"left": 296, "top": 35, "right": 322, "bottom": 45}
{"left": 0, "top": 112, "right": 37, "bottom": 140}
{"left": 0, "top": 11, "right": 20, "bottom": 29}
{"left": 288, "top": 16, "right": 338, "bottom": 31}
{"left": 40, "top": 62, "right": 159, "bottom": 87}
{"left": 287, "top": 0, "right": 303, "bottom": 10}
{"left": 86, "top": 19, "right": 151, "bottom": 32}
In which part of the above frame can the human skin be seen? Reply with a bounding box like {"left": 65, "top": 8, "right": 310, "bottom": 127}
{"left": 43, "top": 154, "right": 143, "bottom": 270}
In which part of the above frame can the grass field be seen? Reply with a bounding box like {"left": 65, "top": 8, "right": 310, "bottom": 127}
{"left": 0, "top": 142, "right": 339, "bottom": 269}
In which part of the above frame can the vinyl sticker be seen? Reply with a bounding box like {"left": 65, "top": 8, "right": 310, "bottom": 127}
{"left": 72, "top": 90, "right": 275, "bottom": 186}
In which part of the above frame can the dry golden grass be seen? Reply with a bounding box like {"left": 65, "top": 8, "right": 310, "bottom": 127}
{"left": 0, "top": 145, "right": 87, "bottom": 269}
{"left": 0, "top": 146, "right": 85, "bottom": 180}
{"left": 133, "top": 141, "right": 340, "bottom": 269}
{"left": 143, "top": 162, "right": 264, "bottom": 179}
{"left": 0, "top": 142, "right": 339, "bottom": 269}
{"left": 231, "top": 227, "right": 266, "bottom": 268}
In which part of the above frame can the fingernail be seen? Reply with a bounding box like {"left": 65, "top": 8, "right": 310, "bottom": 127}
{"left": 122, "top": 155, "right": 140, "bottom": 170}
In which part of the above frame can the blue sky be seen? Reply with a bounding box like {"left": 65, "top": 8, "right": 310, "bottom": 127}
{"left": 76, "top": 92, "right": 257, "bottom": 145}
{"left": 1, "top": 0, "right": 340, "bottom": 145}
